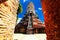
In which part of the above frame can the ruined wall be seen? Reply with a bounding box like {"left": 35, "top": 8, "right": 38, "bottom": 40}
{"left": 41, "top": 0, "right": 60, "bottom": 40}
{"left": 0, "top": 0, "right": 19, "bottom": 40}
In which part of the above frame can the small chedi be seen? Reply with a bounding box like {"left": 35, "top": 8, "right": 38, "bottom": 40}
{"left": 14, "top": 2, "right": 45, "bottom": 34}
{"left": 41, "top": 0, "right": 60, "bottom": 40}
{"left": 0, "top": 0, "right": 19, "bottom": 40}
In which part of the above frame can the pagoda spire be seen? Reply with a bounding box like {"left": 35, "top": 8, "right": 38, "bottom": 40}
{"left": 27, "top": 2, "right": 35, "bottom": 14}
{"left": 14, "top": 2, "right": 45, "bottom": 34}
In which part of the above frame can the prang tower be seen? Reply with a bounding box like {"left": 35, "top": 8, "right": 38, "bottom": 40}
{"left": 14, "top": 2, "right": 45, "bottom": 34}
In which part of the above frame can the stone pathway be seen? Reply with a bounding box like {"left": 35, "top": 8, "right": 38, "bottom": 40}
{"left": 14, "top": 34, "right": 46, "bottom": 40}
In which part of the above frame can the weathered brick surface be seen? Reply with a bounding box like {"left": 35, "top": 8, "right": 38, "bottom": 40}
{"left": 0, "top": 0, "right": 19, "bottom": 40}
{"left": 41, "top": 0, "right": 60, "bottom": 40}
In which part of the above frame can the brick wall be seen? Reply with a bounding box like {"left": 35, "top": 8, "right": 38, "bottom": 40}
{"left": 0, "top": 0, "right": 19, "bottom": 40}
{"left": 41, "top": 0, "right": 60, "bottom": 40}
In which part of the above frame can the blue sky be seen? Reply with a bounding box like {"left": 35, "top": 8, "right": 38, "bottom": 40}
{"left": 18, "top": 0, "right": 44, "bottom": 23}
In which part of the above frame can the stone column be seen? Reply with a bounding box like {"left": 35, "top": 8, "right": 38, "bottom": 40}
{"left": 0, "top": 0, "right": 19, "bottom": 40}
{"left": 41, "top": 0, "right": 60, "bottom": 40}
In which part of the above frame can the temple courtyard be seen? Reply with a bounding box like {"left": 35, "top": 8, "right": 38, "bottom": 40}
{"left": 14, "top": 34, "right": 46, "bottom": 40}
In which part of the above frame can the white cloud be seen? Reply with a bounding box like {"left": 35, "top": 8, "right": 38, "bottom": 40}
{"left": 17, "top": 18, "right": 22, "bottom": 24}
{"left": 42, "top": 22, "right": 45, "bottom": 24}
{"left": 38, "top": 8, "right": 42, "bottom": 10}
{"left": 23, "top": 0, "right": 27, "bottom": 2}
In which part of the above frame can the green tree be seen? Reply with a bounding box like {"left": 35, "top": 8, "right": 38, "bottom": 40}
{"left": 16, "top": 4, "right": 23, "bottom": 22}
{"left": 17, "top": 4, "right": 23, "bottom": 14}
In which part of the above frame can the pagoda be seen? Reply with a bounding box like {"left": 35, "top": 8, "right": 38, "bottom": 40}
{"left": 14, "top": 2, "right": 45, "bottom": 34}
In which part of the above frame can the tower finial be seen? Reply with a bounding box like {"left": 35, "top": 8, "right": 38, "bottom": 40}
{"left": 27, "top": 2, "right": 35, "bottom": 14}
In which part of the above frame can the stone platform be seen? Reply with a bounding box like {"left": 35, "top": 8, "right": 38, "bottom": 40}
{"left": 14, "top": 34, "right": 46, "bottom": 40}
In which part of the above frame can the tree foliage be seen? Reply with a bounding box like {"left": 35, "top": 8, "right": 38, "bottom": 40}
{"left": 17, "top": 4, "right": 23, "bottom": 14}
{"left": 16, "top": 4, "right": 23, "bottom": 23}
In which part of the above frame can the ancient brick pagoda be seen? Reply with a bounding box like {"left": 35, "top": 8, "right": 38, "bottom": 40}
{"left": 14, "top": 2, "right": 45, "bottom": 34}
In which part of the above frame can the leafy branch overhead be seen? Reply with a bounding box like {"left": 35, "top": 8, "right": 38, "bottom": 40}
{"left": 16, "top": 4, "right": 23, "bottom": 22}
{"left": 17, "top": 4, "right": 23, "bottom": 14}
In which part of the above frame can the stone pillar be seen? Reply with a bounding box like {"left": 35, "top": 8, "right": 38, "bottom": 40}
{"left": 0, "top": 0, "right": 19, "bottom": 40}
{"left": 41, "top": 0, "right": 60, "bottom": 40}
